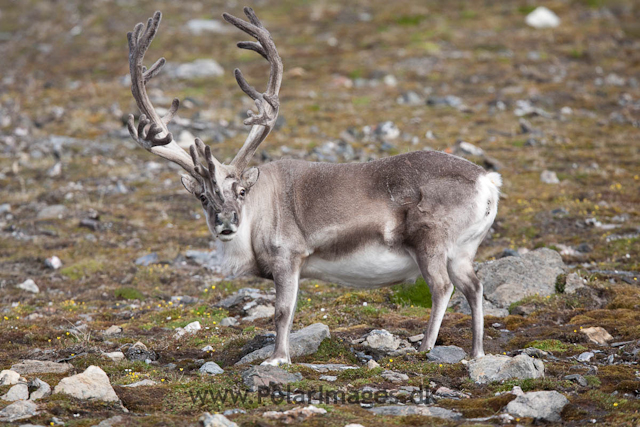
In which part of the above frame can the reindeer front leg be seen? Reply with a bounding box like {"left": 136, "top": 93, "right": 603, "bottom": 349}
{"left": 261, "top": 261, "right": 300, "bottom": 366}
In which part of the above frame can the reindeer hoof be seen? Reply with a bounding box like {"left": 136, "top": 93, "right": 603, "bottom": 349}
{"left": 261, "top": 357, "right": 289, "bottom": 366}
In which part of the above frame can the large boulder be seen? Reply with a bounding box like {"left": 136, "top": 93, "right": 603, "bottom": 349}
{"left": 468, "top": 354, "right": 544, "bottom": 384}
{"left": 237, "top": 323, "right": 330, "bottom": 365}
{"left": 449, "top": 248, "right": 566, "bottom": 317}
{"left": 506, "top": 391, "right": 569, "bottom": 422}
{"left": 53, "top": 366, "right": 119, "bottom": 402}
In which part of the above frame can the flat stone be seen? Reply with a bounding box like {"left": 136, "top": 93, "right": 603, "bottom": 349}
{"left": 426, "top": 346, "right": 467, "bottom": 364}
{"left": 200, "top": 412, "right": 238, "bottom": 427}
{"left": 103, "top": 352, "right": 125, "bottom": 362}
{"left": 103, "top": 325, "right": 122, "bottom": 336}
{"left": 0, "top": 400, "right": 38, "bottom": 422}
{"left": 2, "top": 383, "right": 29, "bottom": 401}
{"left": 53, "top": 365, "right": 119, "bottom": 402}
{"left": 581, "top": 327, "right": 613, "bottom": 345}
{"left": 506, "top": 391, "right": 569, "bottom": 422}
{"left": 37, "top": 204, "right": 68, "bottom": 219}
{"left": 242, "top": 305, "right": 275, "bottom": 322}
{"left": 237, "top": 323, "right": 330, "bottom": 365}
{"left": 200, "top": 362, "right": 224, "bottom": 375}
{"left": 468, "top": 354, "right": 545, "bottom": 384}
{"left": 408, "top": 333, "right": 424, "bottom": 343}
{"left": 29, "top": 378, "right": 51, "bottom": 400}
{"left": 263, "top": 405, "right": 326, "bottom": 423}
{"left": 298, "top": 363, "right": 358, "bottom": 373}
{"left": 241, "top": 365, "right": 303, "bottom": 392}
{"left": 135, "top": 252, "right": 158, "bottom": 266}
{"left": 381, "top": 370, "right": 409, "bottom": 383}
{"left": 121, "top": 379, "right": 157, "bottom": 387}
{"left": 319, "top": 375, "right": 337, "bottom": 382}
{"left": 368, "top": 405, "right": 462, "bottom": 420}
{"left": 11, "top": 360, "right": 72, "bottom": 375}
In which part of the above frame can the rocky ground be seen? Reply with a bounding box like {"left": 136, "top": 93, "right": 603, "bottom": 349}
{"left": 1, "top": 0, "right": 639, "bottom": 425}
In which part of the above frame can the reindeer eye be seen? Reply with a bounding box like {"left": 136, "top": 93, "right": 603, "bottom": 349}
{"left": 199, "top": 194, "right": 208, "bottom": 205}
{"left": 239, "top": 188, "right": 246, "bottom": 197}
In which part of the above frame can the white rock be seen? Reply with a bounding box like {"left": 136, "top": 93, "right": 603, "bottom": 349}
{"left": 174, "top": 321, "right": 201, "bottom": 339}
{"left": 263, "top": 405, "right": 327, "bottom": 422}
{"left": 525, "top": 7, "right": 560, "bottom": 29}
{"left": 103, "top": 325, "right": 122, "bottom": 336}
{"left": 199, "top": 362, "right": 224, "bottom": 375}
{"left": 45, "top": 256, "right": 62, "bottom": 270}
{"left": 53, "top": 365, "right": 119, "bottom": 402}
{"left": 0, "top": 370, "right": 22, "bottom": 386}
{"left": 199, "top": 412, "right": 238, "bottom": 427}
{"left": 17, "top": 279, "right": 39, "bottom": 293}
{"left": 581, "top": 326, "right": 613, "bottom": 345}
{"left": 122, "top": 379, "right": 157, "bottom": 387}
{"left": 103, "top": 352, "right": 125, "bottom": 362}
{"left": 540, "top": 170, "right": 560, "bottom": 184}
{"left": 2, "top": 384, "right": 29, "bottom": 401}
{"left": 29, "top": 378, "right": 51, "bottom": 400}
{"left": 506, "top": 390, "right": 569, "bottom": 422}
{"left": 367, "top": 359, "right": 380, "bottom": 370}
{"left": 0, "top": 400, "right": 38, "bottom": 422}
{"left": 242, "top": 304, "right": 275, "bottom": 322}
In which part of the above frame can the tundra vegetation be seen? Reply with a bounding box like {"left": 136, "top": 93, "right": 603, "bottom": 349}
{"left": 0, "top": 0, "right": 639, "bottom": 425}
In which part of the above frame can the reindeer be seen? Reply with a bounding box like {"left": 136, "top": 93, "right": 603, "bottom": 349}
{"left": 126, "top": 8, "right": 501, "bottom": 365}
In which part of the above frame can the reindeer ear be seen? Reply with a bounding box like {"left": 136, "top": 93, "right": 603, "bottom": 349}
{"left": 181, "top": 174, "right": 203, "bottom": 195}
{"left": 242, "top": 167, "right": 260, "bottom": 188}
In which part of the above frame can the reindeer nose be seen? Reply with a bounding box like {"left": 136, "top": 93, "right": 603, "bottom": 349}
{"left": 216, "top": 211, "right": 238, "bottom": 227}
{"left": 232, "top": 212, "right": 238, "bottom": 224}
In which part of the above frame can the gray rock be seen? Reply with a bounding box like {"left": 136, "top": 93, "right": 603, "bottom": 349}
{"left": 44, "top": 256, "right": 62, "bottom": 270}
{"left": 92, "top": 416, "right": 124, "bottom": 427}
{"left": 397, "top": 91, "right": 423, "bottom": 105}
{"left": 360, "top": 329, "right": 418, "bottom": 357}
{"left": 319, "top": 375, "right": 337, "bottom": 382}
{"left": 563, "top": 374, "right": 587, "bottom": 387}
{"left": 186, "top": 19, "right": 231, "bottom": 35}
{"left": 29, "top": 378, "right": 51, "bottom": 400}
{"left": 506, "top": 391, "right": 569, "bottom": 422}
{"left": 408, "top": 333, "right": 424, "bottom": 343}
{"left": 577, "top": 351, "right": 594, "bottom": 362}
{"left": 135, "top": 252, "right": 158, "bottom": 266}
{"left": 0, "top": 203, "right": 11, "bottom": 214}
{"left": 16, "top": 279, "right": 39, "bottom": 294}
{"left": 220, "top": 317, "right": 239, "bottom": 327}
{"left": 451, "top": 248, "right": 566, "bottom": 316}
{"left": 381, "top": 370, "right": 409, "bottom": 383}
{"left": 168, "top": 59, "right": 224, "bottom": 80}
{"left": 237, "top": 323, "right": 330, "bottom": 364}
{"left": 11, "top": 360, "right": 72, "bottom": 375}
{"left": 126, "top": 341, "right": 157, "bottom": 362}
{"left": 263, "top": 405, "right": 327, "bottom": 422}
{"left": 103, "top": 352, "right": 125, "bottom": 363}
{"left": 2, "top": 383, "right": 29, "bottom": 401}
{"left": 426, "top": 346, "right": 467, "bottom": 364}
{"left": 53, "top": 365, "right": 119, "bottom": 402}
{"left": 298, "top": 363, "right": 358, "bottom": 373}
{"left": 200, "top": 362, "right": 224, "bottom": 375}
{"left": 0, "top": 400, "right": 38, "bottom": 422}
{"left": 242, "top": 304, "right": 274, "bottom": 322}
{"left": 368, "top": 405, "right": 462, "bottom": 420}
{"left": 241, "top": 365, "right": 303, "bottom": 392}
{"left": 37, "top": 204, "right": 68, "bottom": 219}
{"left": 468, "top": 354, "right": 545, "bottom": 384}
{"left": 540, "top": 170, "right": 560, "bottom": 184}
{"left": 174, "top": 320, "right": 201, "bottom": 339}
{"left": 200, "top": 412, "right": 238, "bottom": 427}
{"left": 103, "top": 325, "right": 122, "bottom": 336}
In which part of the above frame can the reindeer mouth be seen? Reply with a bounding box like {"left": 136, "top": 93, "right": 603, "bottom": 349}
{"left": 220, "top": 230, "right": 234, "bottom": 236}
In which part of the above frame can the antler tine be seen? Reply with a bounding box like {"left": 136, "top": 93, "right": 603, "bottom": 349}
{"left": 223, "top": 7, "right": 283, "bottom": 172}
{"left": 127, "top": 11, "right": 199, "bottom": 177}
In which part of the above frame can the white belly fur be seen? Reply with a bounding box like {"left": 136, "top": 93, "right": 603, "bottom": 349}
{"left": 301, "top": 245, "right": 421, "bottom": 288}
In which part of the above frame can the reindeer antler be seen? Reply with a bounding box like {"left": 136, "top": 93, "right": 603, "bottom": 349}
{"left": 223, "top": 7, "right": 283, "bottom": 172}
{"left": 126, "top": 11, "right": 197, "bottom": 177}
